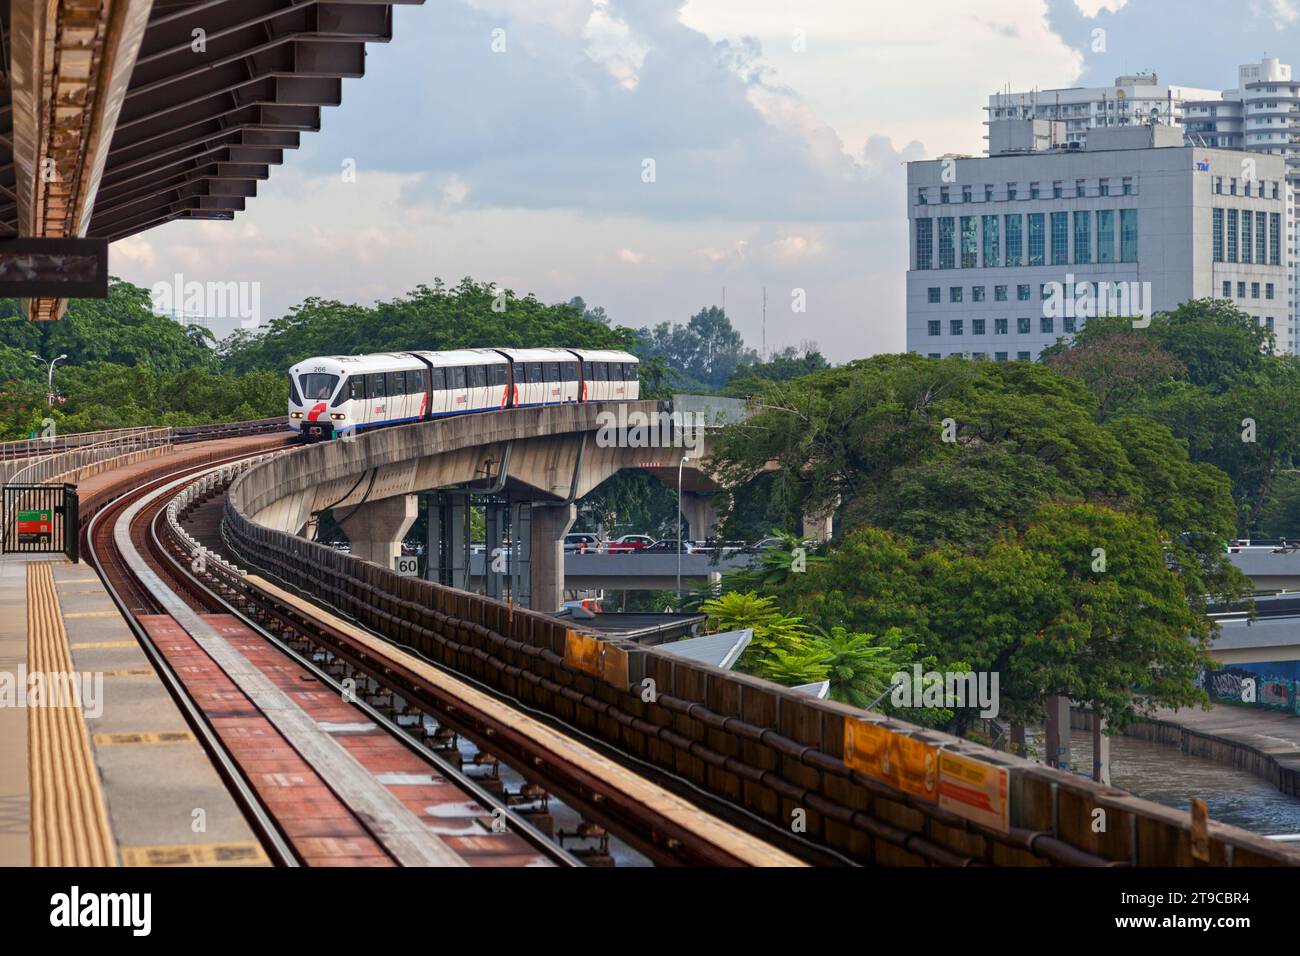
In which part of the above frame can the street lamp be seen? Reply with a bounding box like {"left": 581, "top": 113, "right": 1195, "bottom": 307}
{"left": 676, "top": 454, "right": 690, "bottom": 598}
{"left": 30, "top": 353, "right": 68, "bottom": 407}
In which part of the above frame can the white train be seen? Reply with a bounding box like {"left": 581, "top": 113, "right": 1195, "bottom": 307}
{"left": 288, "top": 347, "right": 640, "bottom": 440}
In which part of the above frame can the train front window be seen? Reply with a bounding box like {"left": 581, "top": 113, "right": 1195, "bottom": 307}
{"left": 331, "top": 377, "right": 350, "bottom": 407}
{"left": 289, "top": 375, "right": 302, "bottom": 405}
{"left": 300, "top": 373, "right": 339, "bottom": 401}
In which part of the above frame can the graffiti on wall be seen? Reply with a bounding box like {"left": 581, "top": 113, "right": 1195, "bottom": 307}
{"left": 1203, "top": 659, "right": 1300, "bottom": 714}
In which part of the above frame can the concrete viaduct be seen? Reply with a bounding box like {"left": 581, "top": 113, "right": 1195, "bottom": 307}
{"left": 242, "top": 400, "right": 744, "bottom": 611}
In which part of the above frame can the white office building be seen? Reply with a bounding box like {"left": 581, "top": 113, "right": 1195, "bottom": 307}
{"left": 906, "top": 124, "right": 1291, "bottom": 360}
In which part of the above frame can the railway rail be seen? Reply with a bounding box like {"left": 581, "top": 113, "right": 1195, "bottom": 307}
{"left": 83, "top": 450, "right": 802, "bottom": 866}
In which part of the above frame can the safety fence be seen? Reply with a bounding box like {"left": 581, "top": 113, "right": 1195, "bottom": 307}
{"left": 218, "top": 405, "right": 1300, "bottom": 867}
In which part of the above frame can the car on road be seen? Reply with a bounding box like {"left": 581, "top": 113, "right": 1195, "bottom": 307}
{"left": 564, "top": 532, "right": 603, "bottom": 554}
{"left": 606, "top": 534, "right": 655, "bottom": 554}
{"left": 636, "top": 539, "right": 700, "bottom": 554}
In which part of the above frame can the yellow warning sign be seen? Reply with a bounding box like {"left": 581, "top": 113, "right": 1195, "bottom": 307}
{"left": 121, "top": 842, "right": 270, "bottom": 867}
{"left": 564, "top": 629, "right": 602, "bottom": 676}
{"left": 938, "top": 751, "right": 1011, "bottom": 833}
{"left": 842, "top": 717, "right": 898, "bottom": 787}
{"left": 93, "top": 731, "right": 196, "bottom": 746}
{"left": 894, "top": 734, "right": 939, "bottom": 802}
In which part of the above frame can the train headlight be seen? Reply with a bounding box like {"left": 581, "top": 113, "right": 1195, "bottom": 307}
{"left": 330, "top": 413, "right": 345, "bottom": 421}
{"left": 290, "top": 412, "right": 304, "bottom": 419}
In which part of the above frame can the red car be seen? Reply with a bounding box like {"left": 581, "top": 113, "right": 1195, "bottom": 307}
{"left": 606, "top": 534, "right": 655, "bottom": 554}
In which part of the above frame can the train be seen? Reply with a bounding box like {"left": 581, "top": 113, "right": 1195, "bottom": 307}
{"left": 288, "top": 347, "right": 640, "bottom": 441}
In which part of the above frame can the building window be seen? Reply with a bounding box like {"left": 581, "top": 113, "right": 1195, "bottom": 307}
{"left": 950, "top": 319, "right": 964, "bottom": 336}
{"left": 1007, "top": 182, "right": 1018, "bottom": 201}
{"left": 1005, "top": 214, "right": 1023, "bottom": 266}
{"left": 1214, "top": 176, "right": 1223, "bottom": 194}
{"left": 950, "top": 286, "right": 963, "bottom": 302}
{"left": 1017, "top": 284, "right": 1031, "bottom": 301}
{"left": 1030, "top": 181, "right": 1041, "bottom": 199}
{"left": 938, "top": 217, "right": 955, "bottom": 269}
{"left": 985, "top": 185, "right": 994, "bottom": 201}
{"left": 1212, "top": 208, "right": 1224, "bottom": 262}
{"left": 1229, "top": 178, "right": 1237, "bottom": 196}
{"left": 1252, "top": 282, "right": 1260, "bottom": 299}
{"left": 940, "top": 187, "right": 950, "bottom": 204}
{"left": 1270, "top": 212, "right": 1282, "bottom": 264}
{"left": 1041, "top": 317, "right": 1054, "bottom": 334}
{"left": 1227, "top": 208, "right": 1238, "bottom": 262}
{"left": 1257, "top": 214, "right": 1267, "bottom": 265}
{"left": 995, "top": 318, "right": 1008, "bottom": 334}
{"left": 1017, "top": 351, "right": 1032, "bottom": 360}
{"left": 915, "top": 218, "right": 933, "bottom": 270}
{"left": 1063, "top": 317, "right": 1076, "bottom": 333}
{"left": 995, "top": 352, "right": 1008, "bottom": 361}
{"left": 1120, "top": 209, "right": 1138, "bottom": 263}
{"left": 973, "top": 286, "right": 986, "bottom": 302}
{"left": 928, "top": 353, "right": 941, "bottom": 359}
{"left": 1222, "top": 280, "right": 1231, "bottom": 298}
{"left": 1099, "top": 178, "right": 1109, "bottom": 196}
{"left": 1073, "top": 211, "right": 1091, "bottom": 264}
{"left": 1267, "top": 283, "right": 1275, "bottom": 300}
{"left": 928, "top": 321, "right": 940, "bottom": 336}
{"left": 1076, "top": 179, "right": 1087, "bottom": 197}
{"left": 1121, "top": 177, "right": 1133, "bottom": 196}
{"left": 962, "top": 185, "right": 972, "bottom": 202}
{"left": 960, "top": 217, "right": 978, "bottom": 268}
{"left": 1040, "top": 283, "right": 1051, "bottom": 299}
{"left": 1273, "top": 182, "right": 1280, "bottom": 199}
{"left": 1267, "top": 317, "right": 1275, "bottom": 332}
{"left": 1053, "top": 181, "right": 1063, "bottom": 199}
{"left": 1028, "top": 213, "right": 1045, "bottom": 266}
{"left": 1242, "top": 210, "right": 1253, "bottom": 263}
{"left": 1017, "top": 317, "right": 1031, "bottom": 334}
{"left": 1050, "top": 212, "right": 1069, "bottom": 265}
{"left": 982, "top": 215, "right": 999, "bottom": 267}
{"left": 972, "top": 319, "right": 986, "bottom": 335}
{"left": 917, "top": 188, "right": 928, "bottom": 205}
{"left": 1097, "top": 209, "right": 1115, "bottom": 263}
{"left": 994, "top": 285, "right": 1008, "bottom": 301}
{"left": 928, "top": 287, "right": 941, "bottom": 303}
{"left": 1238, "top": 281, "right": 1246, "bottom": 298}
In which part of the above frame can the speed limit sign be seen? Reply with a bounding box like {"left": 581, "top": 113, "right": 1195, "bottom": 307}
{"left": 394, "top": 555, "right": 419, "bottom": 577}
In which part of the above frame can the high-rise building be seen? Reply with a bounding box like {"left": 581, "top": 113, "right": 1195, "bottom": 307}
{"left": 906, "top": 125, "right": 1291, "bottom": 360}
{"left": 987, "top": 59, "right": 1300, "bottom": 350}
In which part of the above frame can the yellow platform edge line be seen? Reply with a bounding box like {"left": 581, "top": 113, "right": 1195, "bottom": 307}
{"left": 27, "top": 562, "right": 119, "bottom": 867}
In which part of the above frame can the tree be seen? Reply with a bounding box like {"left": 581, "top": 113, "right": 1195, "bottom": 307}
{"left": 634, "top": 306, "right": 754, "bottom": 391}
{"left": 698, "top": 591, "right": 810, "bottom": 671}
{"left": 1041, "top": 329, "right": 1185, "bottom": 420}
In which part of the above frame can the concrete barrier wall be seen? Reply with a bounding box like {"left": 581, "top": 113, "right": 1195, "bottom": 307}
{"left": 223, "top": 406, "right": 1300, "bottom": 867}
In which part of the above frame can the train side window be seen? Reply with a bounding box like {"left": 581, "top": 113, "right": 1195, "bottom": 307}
{"left": 387, "top": 371, "right": 405, "bottom": 395}
{"left": 470, "top": 365, "right": 486, "bottom": 388}
{"left": 452, "top": 366, "right": 467, "bottom": 389}
{"left": 491, "top": 364, "right": 508, "bottom": 386}
{"left": 332, "top": 378, "right": 350, "bottom": 407}
{"left": 625, "top": 363, "right": 637, "bottom": 380}
{"left": 565, "top": 362, "right": 579, "bottom": 381}
{"left": 369, "top": 374, "right": 386, "bottom": 398}
{"left": 430, "top": 367, "right": 446, "bottom": 390}
{"left": 528, "top": 362, "right": 543, "bottom": 382}
{"left": 544, "top": 362, "right": 559, "bottom": 382}
{"left": 410, "top": 370, "right": 425, "bottom": 391}
{"left": 514, "top": 363, "right": 528, "bottom": 383}
{"left": 350, "top": 377, "right": 367, "bottom": 400}
{"left": 596, "top": 363, "right": 609, "bottom": 381}
{"left": 582, "top": 361, "right": 592, "bottom": 381}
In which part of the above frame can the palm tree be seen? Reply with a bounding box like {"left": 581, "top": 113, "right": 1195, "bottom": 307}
{"left": 698, "top": 590, "right": 811, "bottom": 671}
{"left": 758, "top": 645, "right": 832, "bottom": 686}
{"left": 811, "top": 626, "right": 915, "bottom": 709}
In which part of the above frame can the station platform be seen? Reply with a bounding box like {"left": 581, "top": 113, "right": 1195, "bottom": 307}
{"left": 0, "top": 551, "right": 267, "bottom": 866}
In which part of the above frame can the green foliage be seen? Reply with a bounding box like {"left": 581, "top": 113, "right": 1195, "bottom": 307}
{"left": 698, "top": 591, "right": 810, "bottom": 671}
{"left": 635, "top": 306, "right": 755, "bottom": 392}
{"left": 809, "top": 626, "right": 919, "bottom": 710}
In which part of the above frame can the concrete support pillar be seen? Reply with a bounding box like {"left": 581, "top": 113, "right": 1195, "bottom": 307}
{"left": 1092, "top": 714, "right": 1110, "bottom": 785}
{"left": 424, "top": 493, "right": 470, "bottom": 588}
{"left": 802, "top": 495, "right": 839, "bottom": 543}
{"left": 483, "top": 499, "right": 507, "bottom": 599}
{"left": 1044, "top": 695, "right": 1072, "bottom": 771}
{"left": 680, "top": 492, "right": 721, "bottom": 542}
{"left": 529, "top": 503, "right": 576, "bottom": 613}
{"left": 336, "top": 494, "right": 417, "bottom": 570}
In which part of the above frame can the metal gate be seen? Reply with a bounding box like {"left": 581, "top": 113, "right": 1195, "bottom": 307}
{"left": 2, "top": 483, "right": 79, "bottom": 561}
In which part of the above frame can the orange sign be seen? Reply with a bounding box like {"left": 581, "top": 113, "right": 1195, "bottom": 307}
{"left": 893, "top": 734, "right": 939, "bottom": 802}
{"left": 563, "top": 630, "right": 602, "bottom": 676}
{"left": 842, "top": 717, "right": 898, "bottom": 787}
{"left": 602, "top": 643, "right": 629, "bottom": 688}
{"left": 938, "top": 751, "right": 1010, "bottom": 833}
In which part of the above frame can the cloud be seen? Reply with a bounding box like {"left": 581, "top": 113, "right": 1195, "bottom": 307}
{"left": 1249, "top": 0, "right": 1300, "bottom": 28}
{"left": 1073, "top": 0, "right": 1128, "bottom": 15}
{"left": 616, "top": 247, "right": 645, "bottom": 264}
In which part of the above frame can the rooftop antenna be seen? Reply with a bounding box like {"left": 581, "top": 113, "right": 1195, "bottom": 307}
{"left": 762, "top": 286, "right": 767, "bottom": 363}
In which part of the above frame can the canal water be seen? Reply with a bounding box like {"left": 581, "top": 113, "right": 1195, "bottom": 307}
{"left": 1063, "top": 728, "right": 1300, "bottom": 836}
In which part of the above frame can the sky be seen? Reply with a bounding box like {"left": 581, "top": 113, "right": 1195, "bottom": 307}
{"left": 109, "top": 0, "right": 1300, "bottom": 360}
